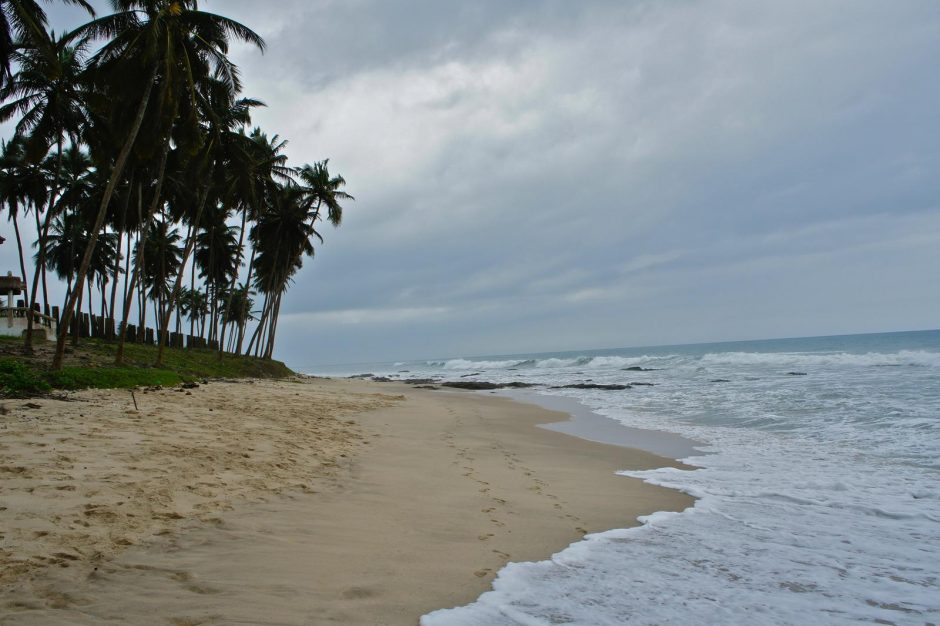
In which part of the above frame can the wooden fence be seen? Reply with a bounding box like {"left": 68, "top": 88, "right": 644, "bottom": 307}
{"left": 15, "top": 299, "right": 221, "bottom": 351}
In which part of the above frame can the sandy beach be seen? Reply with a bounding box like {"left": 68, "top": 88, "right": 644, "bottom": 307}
{"left": 0, "top": 377, "right": 693, "bottom": 625}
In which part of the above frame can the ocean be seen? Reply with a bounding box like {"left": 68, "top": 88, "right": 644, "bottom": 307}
{"left": 308, "top": 330, "right": 940, "bottom": 625}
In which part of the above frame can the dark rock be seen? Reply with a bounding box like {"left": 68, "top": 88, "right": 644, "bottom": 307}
{"left": 401, "top": 378, "right": 437, "bottom": 385}
{"left": 622, "top": 366, "right": 656, "bottom": 372}
{"left": 460, "top": 372, "right": 483, "bottom": 378}
{"left": 710, "top": 379, "right": 731, "bottom": 383}
{"left": 441, "top": 381, "right": 502, "bottom": 390}
{"left": 629, "top": 382, "right": 655, "bottom": 386}
{"left": 551, "top": 383, "right": 631, "bottom": 391}
{"left": 786, "top": 372, "right": 807, "bottom": 376}
{"left": 23, "top": 402, "right": 42, "bottom": 409}
{"left": 347, "top": 373, "right": 373, "bottom": 379}
{"left": 414, "top": 385, "right": 439, "bottom": 390}
{"left": 370, "top": 376, "right": 393, "bottom": 382}
{"left": 440, "top": 381, "right": 536, "bottom": 390}
{"left": 181, "top": 382, "right": 199, "bottom": 389}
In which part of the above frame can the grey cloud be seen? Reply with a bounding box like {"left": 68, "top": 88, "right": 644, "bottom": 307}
{"left": 26, "top": 0, "right": 940, "bottom": 367}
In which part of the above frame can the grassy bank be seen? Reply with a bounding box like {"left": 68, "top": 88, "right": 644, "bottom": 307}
{"left": 0, "top": 337, "right": 294, "bottom": 397}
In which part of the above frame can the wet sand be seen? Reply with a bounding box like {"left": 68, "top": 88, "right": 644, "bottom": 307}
{"left": 0, "top": 378, "right": 693, "bottom": 625}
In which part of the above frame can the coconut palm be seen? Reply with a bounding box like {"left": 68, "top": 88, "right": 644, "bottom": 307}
{"left": 0, "top": 0, "right": 94, "bottom": 91}
{"left": 247, "top": 183, "right": 316, "bottom": 358}
{"left": 177, "top": 285, "right": 207, "bottom": 342}
{"left": 219, "top": 282, "right": 251, "bottom": 351}
{"left": 43, "top": 208, "right": 82, "bottom": 298}
{"left": 136, "top": 217, "right": 181, "bottom": 334}
{"left": 53, "top": 0, "right": 265, "bottom": 369}
{"left": 228, "top": 127, "right": 290, "bottom": 355}
{"left": 0, "top": 28, "right": 91, "bottom": 348}
{"left": 193, "top": 202, "right": 237, "bottom": 341}
{"left": 42, "top": 207, "right": 116, "bottom": 341}
{"left": 0, "top": 135, "right": 45, "bottom": 316}
{"left": 246, "top": 160, "right": 351, "bottom": 358}
{"left": 154, "top": 75, "right": 264, "bottom": 364}
{"left": 295, "top": 159, "right": 351, "bottom": 232}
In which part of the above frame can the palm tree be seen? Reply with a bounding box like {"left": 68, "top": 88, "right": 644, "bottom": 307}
{"left": 43, "top": 208, "right": 83, "bottom": 299}
{"left": 155, "top": 76, "right": 263, "bottom": 364}
{"left": 136, "top": 217, "right": 181, "bottom": 336}
{"left": 0, "top": 0, "right": 93, "bottom": 91}
{"left": 295, "top": 159, "right": 351, "bottom": 231}
{"left": 177, "top": 285, "right": 206, "bottom": 343}
{"left": 247, "top": 183, "right": 316, "bottom": 359}
{"left": 193, "top": 202, "right": 237, "bottom": 343}
{"left": 246, "top": 160, "right": 350, "bottom": 358}
{"left": 0, "top": 135, "right": 46, "bottom": 318}
{"left": 45, "top": 141, "right": 91, "bottom": 297}
{"left": 228, "top": 127, "right": 290, "bottom": 355}
{"left": 0, "top": 29, "right": 89, "bottom": 348}
{"left": 52, "top": 0, "right": 265, "bottom": 370}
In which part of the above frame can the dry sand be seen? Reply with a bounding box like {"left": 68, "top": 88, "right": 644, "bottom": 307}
{"left": 0, "top": 377, "right": 693, "bottom": 625}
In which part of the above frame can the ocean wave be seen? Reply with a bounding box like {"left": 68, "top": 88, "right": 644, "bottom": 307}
{"left": 440, "top": 358, "right": 523, "bottom": 370}
{"left": 699, "top": 350, "right": 940, "bottom": 368}
{"left": 429, "top": 354, "right": 675, "bottom": 371}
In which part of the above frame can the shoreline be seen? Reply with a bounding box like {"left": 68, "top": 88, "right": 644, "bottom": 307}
{"left": 0, "top": 377, "right": 694, "bottom": 624}
{"left": 497, "top": 388, "right": 707, "bottom": 459}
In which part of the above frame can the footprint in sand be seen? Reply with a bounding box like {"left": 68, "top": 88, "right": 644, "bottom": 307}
{"left": 473, "top": 568, "right": 492, "bottom": 578}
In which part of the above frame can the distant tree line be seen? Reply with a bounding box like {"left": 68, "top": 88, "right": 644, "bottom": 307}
{"left": 0, "top": 0, "right": 351, "bottom": 368}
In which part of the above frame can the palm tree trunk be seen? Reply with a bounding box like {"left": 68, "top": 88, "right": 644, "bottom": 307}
{"left": 25, "top": 136, "right": 62, "bottom": 350}
{"left": 52, "top": 63, "right": 158, "bottom": 370}
{"left": 109, "top": 175, "right": 132, "bottom": 328}
{"left": 188, "top": 256, "right": 195, "bottom": 345}
{"left": 139, "top": 294, "right": 146, "bottom": 342}
{"left": 121, "top": 229, "right": 132, "bottom": 325}
{"left": 137, "top": 259, "right": 145, "bottom": 331}
{"left": 25, "top": 207, "right": 45, "bottom": 346}
{"left": 100, "top": 278, "right": 107, "bottom": 320}
{"left": 156, "top": 188, "right": 209, "bottom": 365}
{"left": 202, "top": 281, "right": 211, "bottom": 339}
{"left": 87, "top": 276, "right": 94, "bottom": 335}
{"left": 72, "top": 280, "right": 83, "bottom": 346}
{"left": 236, "top": 246, "right": 257, "bottom": 355}
{"left": 246, "top": 290, "right": 269, "bottom": 356}
{"left": 217, "top": 208, "right": 247, "bottom": 359}
{"left": 11, "top": 212, "right": 29, "bottom": 315}
{"left": 121, "top": 185, "right": 141, "bottom": 327}
{"left": 115, "top": 143, "right": 169, "bottom": 364}
{"left": 264, "top": 291, "right": 283, "bottom": 359}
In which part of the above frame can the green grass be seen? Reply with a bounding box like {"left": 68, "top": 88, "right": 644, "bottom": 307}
{"left": 0, "top": 337, "right": 294, "bottom": 397}
{"left": 0, "top": 358, "right": 52, "bottom": 396}
{"left": 47, "top": 366, "right": 184, "bottom": 390}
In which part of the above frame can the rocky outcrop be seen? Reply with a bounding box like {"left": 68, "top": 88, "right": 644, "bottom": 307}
{"left": 551, "top": 383, "right": 631, "bottom": 390}
{"left": 440, "top": 381, "right": 536, "bottom": 390}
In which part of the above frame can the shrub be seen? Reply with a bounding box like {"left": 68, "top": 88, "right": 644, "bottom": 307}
{"left": 0, "top": 358, "right": 51, "bottom": 396}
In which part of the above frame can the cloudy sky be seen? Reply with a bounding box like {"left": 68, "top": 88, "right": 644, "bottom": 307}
{"left": 25, "top": 0, "right": 940, "bottom": 367}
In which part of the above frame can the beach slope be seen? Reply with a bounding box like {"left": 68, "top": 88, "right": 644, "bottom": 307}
{"left": 0, "top": 378, "right": 692, "bottom": 625}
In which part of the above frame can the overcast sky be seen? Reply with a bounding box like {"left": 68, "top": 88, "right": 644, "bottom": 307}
{"left": 20, "top": 0, "right": 940, "bottom": 367}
